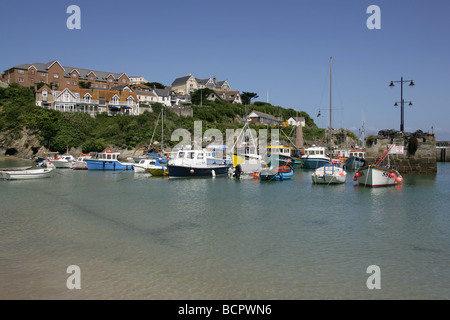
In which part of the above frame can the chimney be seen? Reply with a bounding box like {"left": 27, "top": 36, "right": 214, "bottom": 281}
{"left": 213, "top": 75, "right": 216, "bottom": 83}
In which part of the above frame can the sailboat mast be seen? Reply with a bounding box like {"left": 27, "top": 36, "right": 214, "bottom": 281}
{"left": 329, "top": 56, "right": 332, "bottom": 149}
{"left": 161, "top": 106, "right": 164, "bottom": 153}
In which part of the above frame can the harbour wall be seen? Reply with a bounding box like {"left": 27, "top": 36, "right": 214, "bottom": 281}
{"left": 364, "top": 134, "right": 437, "bottom": 174}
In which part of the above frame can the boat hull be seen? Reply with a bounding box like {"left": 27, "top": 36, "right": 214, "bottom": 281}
{"left": 0, "top": 168, "right": 55, "bottom": 180}
{"left": 345, "top": 157, "right": 365, "bottom": 170}
{"left": 356, "top": 166, "right": 401, "bottom": 187}
{"left": 302, "top": 157, "right": 330, "bottom": 169}
{"left": 85, "top": 159, "right": 134, "bottom": 171}
{"left": 259, "top": 166, "right": 293, "bottom": 181}
{"left": 51, "top": 161, "right": 73, "bottom": 168}
{"left": 167, "top": 164, "right": 230, "bottom": 177}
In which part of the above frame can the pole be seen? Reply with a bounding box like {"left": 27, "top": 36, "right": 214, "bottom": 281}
{"left": 400, "top": 76, "right": 404, "bottom": 133}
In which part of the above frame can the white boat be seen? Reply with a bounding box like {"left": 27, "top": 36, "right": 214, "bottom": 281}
{"left": 354, "top": 145, "right": 403, "bottom": 187}
{"left": 133, "top": 158, "right": 167, "bottom": 175}
{"left": 71, "top": 154, "right": 92, "bottom": 170}
{"left": 229, "top": 122, "right": 267, "bottom": 179}
{"left": 312, "top": 161, "right": 347, "bottom": 184}
{"left": 51, "top": 154, "right": 76, "bottom": 168}
{"left": 0, "top": 167, "right": 55, "bottom": 180}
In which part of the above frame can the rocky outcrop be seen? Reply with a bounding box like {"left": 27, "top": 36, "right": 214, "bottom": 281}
{"left": 0, "top": 128, "right": 43, "bottom": 159}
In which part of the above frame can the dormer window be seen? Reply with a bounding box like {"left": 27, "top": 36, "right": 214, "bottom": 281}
{"left": 112, "top": 96, "right": 119, "bottom": 105}
{"left": 84, "top": 93, "right": 91, "bottom": 103}
{"left": 42, "top": 90, "right": 48, "bottom": 98}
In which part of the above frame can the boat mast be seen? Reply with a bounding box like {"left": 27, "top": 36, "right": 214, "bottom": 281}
{"left": 161, "top": 105, "right": 164, "bottom": 153}
{"left": 329, "top": 56, "right": 332, "bottom": 161}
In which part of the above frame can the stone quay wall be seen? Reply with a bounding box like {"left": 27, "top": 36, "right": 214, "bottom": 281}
{"left": 365, "top": 134, "right": 437, "bottom": 174}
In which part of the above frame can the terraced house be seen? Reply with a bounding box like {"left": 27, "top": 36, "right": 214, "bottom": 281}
{"left": 171, "top": 74, "right": 231, "bottom": 95}
{"left": 35, "top": 85, "right": 140, "bottom": 116}
{"left": 2, "top": 60, "right": 130, "bottom": 90}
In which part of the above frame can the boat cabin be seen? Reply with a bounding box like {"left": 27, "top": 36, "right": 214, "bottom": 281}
{"left": 303, "top": 146, "right": 326, "bottom": 156}
{"left": 349, "top": 150, "right": 365, "bottom": 159}
{"left": 267, "top": 146, "right": 294, "bottom": 157}
{"left": 97, "top": 151, "right": 120, "bottom": 161}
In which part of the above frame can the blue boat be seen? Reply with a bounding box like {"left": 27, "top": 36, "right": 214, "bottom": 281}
{"left": 259, "top": 165, "right": 293, "bottom": 181}
{"left": 85, "top": 151, "right": 134, "bottom": 170}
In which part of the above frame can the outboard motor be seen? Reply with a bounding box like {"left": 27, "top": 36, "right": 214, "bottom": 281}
{"left": 234, "top": 164, "right": 242, "bottom": 179}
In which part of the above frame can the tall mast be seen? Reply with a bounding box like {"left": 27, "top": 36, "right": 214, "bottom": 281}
{"left": 329, "top": 57, "right": 332, "bottom": 158}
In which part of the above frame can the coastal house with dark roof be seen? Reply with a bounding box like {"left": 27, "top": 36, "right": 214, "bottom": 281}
{"left": 171, "top": 74, "right": 231, "bottom": 95}
{"left": 2, "top": 60, "right": 130, "bottom": 90}
{"left": 247, "top": 110, "right": 283, "bottom": 126}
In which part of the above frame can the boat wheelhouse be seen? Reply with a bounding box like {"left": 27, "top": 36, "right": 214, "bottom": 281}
{"left": 301, "top": 146, "right": 330, "bottom": 169}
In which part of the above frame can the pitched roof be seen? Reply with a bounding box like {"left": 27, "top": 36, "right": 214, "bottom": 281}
{"left": 171, "top": 75, "right": 192, "bottom": 86}
{"left": 248, "top": 110, "right": 280, "bottom": 122}
{"left": 7, "top": 60, "right": 126, "bottom": 81}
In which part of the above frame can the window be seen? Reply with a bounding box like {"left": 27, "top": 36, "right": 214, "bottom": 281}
{"left": 18, "top": 70, "right": 24, "bottom": 74}
{"left": 72, "top": 73, "right": 77, "bottom": 78}
{"left": 90, "top": 76, "right": 94, "bottom": 80}
{"left": 42, "top": 90, "right": 48, "bottom": 98}
{"left": 67, "top": 81, "right": 70, "bottom": 84}
{"left": 122, "top": 79, "right": 126, "bottom": 83}
{"left": 53, "top": 73, "right": 59, "bottom": 78}
{"left": 18, "top": 77, "right": 24, "bottom": 82}
{"left": 31, "top": 70, "right": 35, "bottom": 75}
{"left": 108, "top": 78, "right": 113, "bottom": 82}
{"left": 197, "top": 153, "right": 204, "bottom": 159}
{"left": 188, "top": 152, "right": 195, "bottom": 159}
{"left": 40, "top": 72, "right": 46, "bottom": 77}
{"left": 63, "top": 92, "right": 70, "bottom": 102}
{"left": 73, "top": 81, "right": 77, "bottom": 85}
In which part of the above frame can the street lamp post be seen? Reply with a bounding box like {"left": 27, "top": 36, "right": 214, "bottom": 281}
{"left": 389, "top": 77, "right": 415, "bottom": 133}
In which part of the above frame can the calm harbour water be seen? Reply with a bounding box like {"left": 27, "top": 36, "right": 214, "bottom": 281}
{"left": 0, "top": 158, "right": 449, "bottom": 300}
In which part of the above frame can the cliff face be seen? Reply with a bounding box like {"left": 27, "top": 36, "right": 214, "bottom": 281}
{"left": 0, "top": 128, "right": 45, "bottom": 159}
{"left": 0, "top": 128, "right": 146, "bottom": 160}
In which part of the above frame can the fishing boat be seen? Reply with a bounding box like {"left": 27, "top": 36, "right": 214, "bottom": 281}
{"left": 301, "top": 146, "right": 330, "bottom": 169}
{"left": 85, "top": 151, "right": 134, "bottom": 170}
{"left": 0, "top": 167, "right": 55, "bottom": 180}
{"left": 71, "top": 153, "right": 92, "bottom": 170}
{"left": 266, "top": 145, "right": 302, "bottom": 167}
{"left": 345, "top": 150, "right": 366, "bottom": 170}
{"left": 354, "top": 145, "right": 403, "bottom": 187}
{"left": 134, "top": 158, "right": 168, "bottom": 176}
{"left": 51, "top": 154, "right": 76, "bottom": 168}
{"left": 259, "top": 164, "right": 293, "bottom": 181}
{"left": 312, "top": 161, "right": 346, "bottom": 184}
{"left": 167, "top": 149, "right": 232, "bottom": 178}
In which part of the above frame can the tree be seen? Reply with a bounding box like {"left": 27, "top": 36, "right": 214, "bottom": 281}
{"left": 144, "top": 82, "right": 166, "bottom": 89}
{"left": 241, "top": 92, "right": 258, "bottom": 105}
{"left": 79, "top": 81, "right": 92, "bottom": 89}
{"left": 190, "top": 88, "right": 215, "bottom": 106}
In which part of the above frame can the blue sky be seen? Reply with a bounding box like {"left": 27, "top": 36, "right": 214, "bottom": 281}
{"left": 1, "top": 0, "right": 450, "bottom": 139}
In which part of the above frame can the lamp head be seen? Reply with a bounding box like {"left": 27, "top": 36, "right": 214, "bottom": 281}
{"left": 409, "top": 81, "right": 415, "bottom": 87}
{"left": 389, "top": 81, "right": 395, "bottom": 87}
